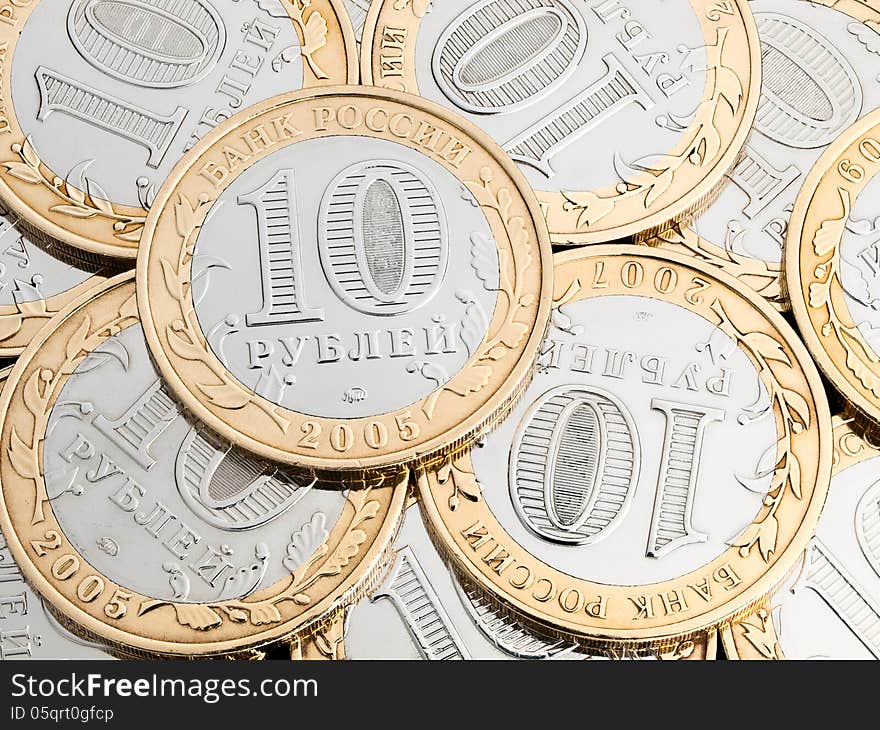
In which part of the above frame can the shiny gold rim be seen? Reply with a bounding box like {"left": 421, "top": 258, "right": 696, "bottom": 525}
{"left": 361, "top": 0, "right": 761, "bottom": 244}
{"left": 418, "top": 245, "right": 831, "bottom": 646}
{"left": 137, "top": 86, "right": 553, "bottom": 475}
{"left": 0, "top": 0, "right": 358, "bottom": 259}
{"left": 0, "top": 272, "right": 408, "bottom": 657}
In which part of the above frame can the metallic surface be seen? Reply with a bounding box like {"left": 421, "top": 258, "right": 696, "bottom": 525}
{"left": 657, "top": 0, "right": 880, "bottom": 309}
{"left": 0, "top": 0, "right": 358, "bottom": 258}
{"left": 0, "top": 273, "right": 407, "bottom": 657}
{"left": 362, "top": 0, "right": 761, "bottom": 244}
{"left": 787, "top": 108, "right": 880, "bottom": 428}
{"left": 418, "top": 246, "right": 831, "bottom": 648}
{"left": 0, "top": 203, "right": 113, "bottom": 356}
{"left": 0, "top": 367, "right": 114, "bottom": 661}
{"left": 343, "top": 503, "right": 718, "bottom": 659}
{"left": 137, "top": 87, "right": 553, "bottom": 474}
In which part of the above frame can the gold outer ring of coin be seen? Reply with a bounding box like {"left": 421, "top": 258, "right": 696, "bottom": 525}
{"left": 0, "top": 271, "right": 408, "bottom": 658}
{"left": 417, "top": 245, "right": 831, "bottom": 650}
{"left": 787, "top": 108, "right": 880, "bottom": 428}
{"left": 651, "top": 0, "right": 880, "bottom": 313}
{"left": 722, "top": 413, "right": 877, "bottom": 659}
{"left": 136, "top": 86, "right": 554, "bottom": 477}
{"left": 360, "top": 0, "right": 761, "bottom": 245}
{"left": 0, "top": 0, "right": 358, "bottom": 260}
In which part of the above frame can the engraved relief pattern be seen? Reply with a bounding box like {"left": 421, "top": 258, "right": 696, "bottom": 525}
{"left": 67, "top": 0, "right": 227, "bottom": 88}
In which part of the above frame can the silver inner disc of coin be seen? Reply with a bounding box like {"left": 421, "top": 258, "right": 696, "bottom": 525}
{"left": 774, "top": 453, "right": 880, "bottom": 659}
{"left": 345, "top": 0, "right": 369, "bottom": 42}
{"left": 412, "top": 0, "right": 708, "bottom": 193}
{"left": 43, "top": 324, "right": 346, "bottom": 604}
{"left": 12, "top": 0, "right": 304, "bottom": 208}
{"left": 0, "top": 204, "right": 97, "bottom": 307}
{"left": 192, "top": 135, "right": 500, "bottom": 419}
{"left": 839, "top": 172, "right": 880, "bottom": 358}
{"left": 693, "top": 0, "right": 880, "bottom": 264}
{"left": 470, "top": 294, "right": 777, "bottom": 586}
{"left": 344, "top": 505, "right": 588, "bottom": 660}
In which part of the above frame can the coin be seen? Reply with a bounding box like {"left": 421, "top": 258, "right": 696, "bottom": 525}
{"left": 343, "top": 501, "right": 718, "bottom": 659}
{"left": 0, "top": 203, "right": 117, "bottom": 356}
{"left": 137, "top": 87, "right": 553, "bottom": 475}
{"left": 0, "top": 0, "right": 357, "bottom": 260}
{"left": 722, "top": 415, "right": 880, "bottom": 660}
{"left": 418, "top": 246, "right": 831, "bottom": 651}
{"left": 787, "top": 109, "right": 880, "bottom": 427}
{"left": 655, "top": 0, "right": 880, "bottom": 309}
{"left": 345, "top": 0, "right": 370, "bottom": 44}
{"left": 361, "top": 0, "right": 760, "bottom": 244}
{"left": 0, "top": 272, "right": 407, "bottom": 657}
{"left": 0, "top": 366, "right": 116, "bottom": 660}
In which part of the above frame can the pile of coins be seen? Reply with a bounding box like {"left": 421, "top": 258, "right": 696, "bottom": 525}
{"left": 0, "top": 0, "right": 877, "bottom": 661}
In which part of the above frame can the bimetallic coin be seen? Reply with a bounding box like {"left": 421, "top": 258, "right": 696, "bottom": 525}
{"left": 0, "top": 365, "right": 114, "bottom": 661}
{"left": 724, "top": 416, "right": 880, "bottom": 660}
{"left": 362, "top": 0, "right": 760, "bottom": 243}
{"left": 343, "top": 502, "right": 718, "bottom": 659}
{"left": 137, "top": 88, "right": 552, "bottom": 475}
{"left": 0, "top": 0, "right": 357, "bottom": 259}
{"left": 0, "top": 273, "right": 406, "bottom": 657}
{"left": 656, "top": 0, "right": 880, "bottom": 309}
{"left": 418, "top": 246, "right": 831, "bottom": 650}
{"left": 787, "top": 109, "right": 880, "bottom": 427}
{"left": 345, "top": 0, "right": 370, "bottom": 43}
{"left": 0, "top": 203, "right": 116, "bottom": 356}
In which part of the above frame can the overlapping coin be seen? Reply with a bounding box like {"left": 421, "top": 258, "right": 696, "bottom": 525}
{"left": 787, "top": 108, "right": 880, "bottom": 427}
{"left": 656, "top": 0, "right": 880, "bottom": 309}
{"left": 137, "top": 87, "right": 553, "bottom": 476}
{"left": 362, "top": 0, "right": 761, "bottom": 244}
{"left": 0, "top": 365, "right": 115, "bottom": 660}
{"left": 723, "top": 415, "right": 880, "bottom": 660}
{"left": 0, "top": 205, "right": 118, "bottom": 356}
{"left": 417, "top": 246, "right": 831, "bottom": 652}
{"left": 0, "top": 273, "right": 407, "bottom": 657}
{"left": 343, "top": 501, "right": 719, "bottom": 659}
{"left": 0, "top": 0, "right": 357, "bottom": 259}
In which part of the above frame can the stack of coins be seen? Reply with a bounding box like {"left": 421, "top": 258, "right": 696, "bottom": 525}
{"left": 0, "top": 0, "right": 877, "bottom": 661}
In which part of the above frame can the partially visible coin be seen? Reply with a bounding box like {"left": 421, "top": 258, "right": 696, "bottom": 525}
{"left": 787, "top": 108, "right": 880, "bottom": 427}
{"left": 137, "top": 87, "right": 552, "bottom": 476}
{"left": 0, "top": 365, "right": 114, "bottom": 661}
{"left": 656, "top": 0, "right": 880, "bottom": 309}
{"left": 362, "top": 0, "right": 760, "bottom": 244}
{"left": 0, "top": 0, "right": 357, "bottom": 259}
{"left": 0, "top": 204, "right": 115, "bottom": 356}
{"left": 723, "top": 415, "right": 880, "bottom": 660}
{"left": 0, "top": 272, "right": 407, "bottom": 658}
{"left": 419, "top": 246, "right": 831, "bottom": 651}
{"left": 343, "top": 501, "right": 718, "bottom": 659}
{"left": 345, "top": 0, "right": 371, "bottom": 44}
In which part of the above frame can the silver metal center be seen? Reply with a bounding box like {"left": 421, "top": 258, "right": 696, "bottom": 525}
{"left": 192, "top": 135, "right": 500, "bottom": 419}
{"left": 692, "top": 0, "right": 880, "bottom": 264}
{"left": 471, "top": 294, "right": 777, "bottom": 586}
{"left": 43, "top": 324, "right": 346, "bottom": 604}
{"left": 0, "top": 203, "right": 99, "bottom": 307}
{"left": 413, "top": 0, "right": 708, "bottom": 192}
{"left": 343, "top": 505, "right": 588, "bottom": 660}
{"left": 774, "top": 453, "right": 880, "bottom": 659}
{"left": 12, "top": 0, "right": 304, "bottom": 207}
